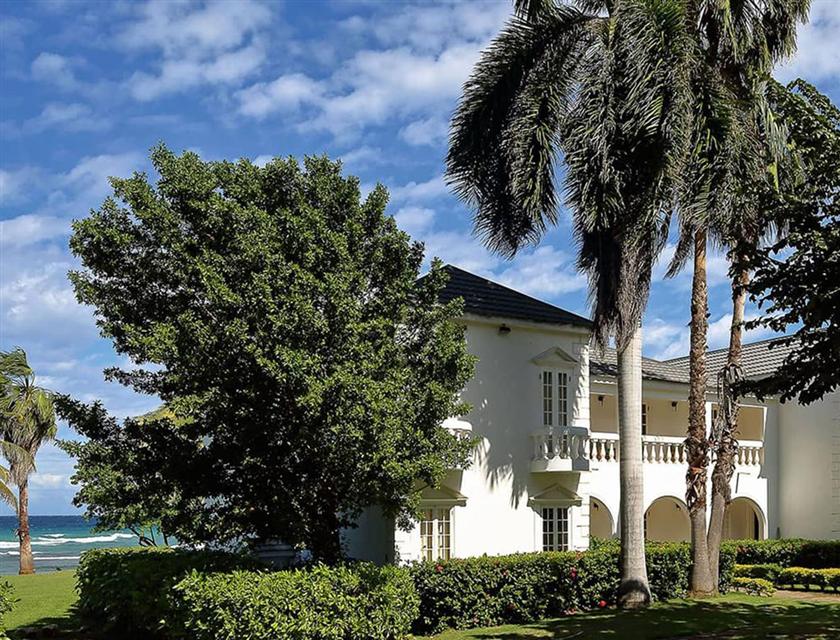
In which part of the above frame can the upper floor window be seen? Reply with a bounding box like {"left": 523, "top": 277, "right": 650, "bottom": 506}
{"left": 542, "top": 369, "right": 569, "bottom": 427}
{"left": 420, "top": 508, "right": 451, "bottom": 561}
{"left": 541, "top": 506, "right": 569, "bottom": 551}
{"left": 642, "top": 403, "right": 648, "bottom": 435}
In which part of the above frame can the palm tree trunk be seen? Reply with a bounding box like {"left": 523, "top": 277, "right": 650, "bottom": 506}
{"left": 707, "top": 259, "right": 749, "bottom": 585}
{"left": 18, "top": 479, "right": 34, "bottom": 575}
{"left": 687, "top": 229, "right": 715, "bottom": 595}
{"left": 617, "top": 323, "right": 651, "bottom": 608}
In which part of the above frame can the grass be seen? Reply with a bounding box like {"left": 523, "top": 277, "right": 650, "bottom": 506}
{"left": 421, "top": 593, "right": 840, "bottom": 640}
{"left": 2, "top": 570, "right": 78, "bottom": 635}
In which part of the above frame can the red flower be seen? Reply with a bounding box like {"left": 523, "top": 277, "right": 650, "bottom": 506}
{"left": 569, "top": 568, "right": 578, "bottom": 580}
{"left": 598, "top": 600, "right": 607, "bottom": 608}
{"left": 435, "top": 564, "right": 443, "bottom": 573}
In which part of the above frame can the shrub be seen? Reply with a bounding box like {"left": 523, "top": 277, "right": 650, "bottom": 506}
{"left": 0, "top": 582, "right": 14, "bottom": 640}
{"left": 777, "top": 567, "right": 840, "bottom": 592}
{"left": 174, "top": 563, "right": 418, "bottom": 640}
{"left": 724, "top": 539, "right": 840, "bottom": 569}
{"left": 76, "top": 547, "right": 265, "bottom": 638}
{"left": 734, "top": 563, "right": 782, "bottom": 582}
{"left": 410, "top": 543, "right": 735, "bottom": 634}
{"left": 731, "top": 577, "right": 774, "bottom": 597}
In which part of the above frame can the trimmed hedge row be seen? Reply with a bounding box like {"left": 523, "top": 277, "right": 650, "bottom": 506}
{"left": 76, "top": 547, "right": 266, "bottom": 638}
{"left": 777, "top": 567, "right": 840, "bottom": 592}
{"left": 175, "top": 564, "right": 418, "bottom": 640}
{"left": 731, "top": 577, "right": 774, "bottom": 596}
{"left": 409, "top": 542, "right": 736, "bottom": 634}
{"left": 724, "top": 539, "right": 840, "bottom": 569}
{"left": 734, "top": 563, "right": 782, "bottom": 582}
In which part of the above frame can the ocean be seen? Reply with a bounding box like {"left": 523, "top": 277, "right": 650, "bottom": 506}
{"left": 0, "top": 515, "right": 138, "bottom": 575}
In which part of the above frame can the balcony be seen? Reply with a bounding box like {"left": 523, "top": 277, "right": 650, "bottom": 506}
{"left": 531, "top": 428, "right": 763, "bottom": 472}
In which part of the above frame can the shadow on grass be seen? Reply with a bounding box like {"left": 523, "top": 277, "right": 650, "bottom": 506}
{"left": 8, "top": 607, "right": 99, "bottom": 640}
{"left": 454, "top": 597, "right": 840, "bottom": 640}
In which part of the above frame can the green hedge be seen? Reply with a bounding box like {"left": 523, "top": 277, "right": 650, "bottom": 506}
{"left": 731, "top": 577, "right": 774, "bottom": 597}
{"left": 0, "top": 582, "right": 14, "bottom": 640}
{"left": 174, "top": 564, "right": 418, "bottom": 640}
{"left": 410, "top": 542, "right": 736, "bottom": 634}
{"left": 734, "top": 563, "right": 782, "bottom": 582}
{"left": 777, "top": 567, "right": 840, "bottom": 592}
{"left": 76, "top": 547, "right": 265, "bottom": 638}
{"left": 724, "top": 539, "right": 840, "bottom": 569}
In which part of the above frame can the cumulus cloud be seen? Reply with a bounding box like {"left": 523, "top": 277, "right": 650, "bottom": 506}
{"left": 0, "top": 215, "right": 69, "bottom": 248}
{"left": 390, "top": 174, "right": 449, "bottom": 203}
{"left": 645, "top": 313, "right": 779, "bottom": 361}
{"left": 31, "top": 52, "right": 79, "bottom": 90}
{"left": 494, "top": 245, "right": 588, "bottom": 298}
{"left": 236, "top": 73, "right": 323, "bottom": 118}
{"left": 118, "top": 0, "right": 272, "bottom": 100}
{"left": 393, "top": 206, "right": 436, "bottom": 237}
{"left": 776, "top": 1, "right": 840, "bottom": 81}
{"left": 400, "top": 116, "right": 449, "bottom": 147}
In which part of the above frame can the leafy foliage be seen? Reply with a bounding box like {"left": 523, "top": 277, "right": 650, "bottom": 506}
{"left": 731, "top": 577, "right": 775, "bottom": 597}
{"left": 65, "top": 146, "right": 474, "bottom": 559}
{"left": 734, "top": 563, "right": 783, "bottom": 583}
{"left": 75, "top": 547, "right": 264, "bottom": 638}
{"left": 175, "top": 564, "right": 418, "bottom": 640}
{"left": 724, "top": 538, "right": 840, "bottom": 569}
{"left": 746, "top": 80, "right": 840, "bottom": 404}
{"left": 777, "top": 567, "right": 840, "bottom": 592}
{"left": 409, "top": 542, "right": 736, "bottom": 634}
{"left": 0, "top": 582, "right": 14, "bottom": 640}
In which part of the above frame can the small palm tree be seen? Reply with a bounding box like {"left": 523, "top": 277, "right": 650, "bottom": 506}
{"left": 448, "top": 0, "right": 692, "bottom": 607}
{"left": 0, "top": 349, "right": 57, "bottom": 575}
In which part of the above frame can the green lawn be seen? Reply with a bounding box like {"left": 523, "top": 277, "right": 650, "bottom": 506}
{"left": 422, "top": 593, "right": 840, "bottom": 640}
{"left": 3, "top": 570, "right": 78, "bottom": 635}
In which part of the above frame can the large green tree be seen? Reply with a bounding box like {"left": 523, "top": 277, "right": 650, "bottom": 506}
{"left": 447, "top": 0, "right": 692, "bottom": 607}
{"left": 0, "top": 348, "right": 56, "bottom": 575}
{"left": 66, "top": 146, "right": 474, "bottom": 562}
{"left": 745, "top": 79, "right": 840, "bottom": 404}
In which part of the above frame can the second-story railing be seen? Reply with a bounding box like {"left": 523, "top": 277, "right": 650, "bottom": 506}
{"left": 532, "top": 428, "right": 763, "bottom": 471}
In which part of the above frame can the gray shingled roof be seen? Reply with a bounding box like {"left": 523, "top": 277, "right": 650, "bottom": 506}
{"left": 438, "top": 265, "right": 592, "bottom": 328}
{"left": 591, "top": 336, "right": 797, "bottom": 385}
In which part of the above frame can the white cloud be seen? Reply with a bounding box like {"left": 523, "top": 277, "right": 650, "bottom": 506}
{"left": 118, "top": 0, "right": 272, "bottom": 100}
{"left": 776, "top": 1, "right": 840, "bottom": 82}
{"left": 0, "top": 167, "right": 40, "bottom": 205}
{"left": 394, "top": 206, "right": 436, "bottom": 237}
{"left": 0, "top": 215, "right": 69, "bottom": 248}
{"left": 390, "top": 174, "right": 449, "bottom": 203}
{"left": 400, "top": 116, "right": 449, "bottom": 147}
{"left": 30, "top": 473, "right": 67, "bottom": 489}
{"left": 31, "top": 52, "right": 79, "bottom": 90}
{"left": 494, "top": 245, "right": 587, "bottom": 298}
{"left": 236, "top": 73, "right": 323, "bottom": 118}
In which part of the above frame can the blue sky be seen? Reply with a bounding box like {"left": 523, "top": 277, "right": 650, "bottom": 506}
{"left": 1, "top": 0, "right": 838, "bottom": 515}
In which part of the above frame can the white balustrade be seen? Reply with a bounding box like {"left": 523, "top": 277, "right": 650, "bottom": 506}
{"left": 532, "top": 430, "right": 763, "bottom": 469}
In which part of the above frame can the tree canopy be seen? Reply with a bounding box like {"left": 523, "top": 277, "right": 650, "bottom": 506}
{"left": 745, "top": 79, "right": 840, "bottom": 404}
{"left": 64, "top": 146, "right": 474, "bottom": 560}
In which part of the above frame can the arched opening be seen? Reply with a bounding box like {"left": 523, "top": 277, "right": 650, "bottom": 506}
{"left": 589, "top": 497, "right": 614, "bottom": 539}
{"left": 724, "top": 497, "right": 764, "bottom": 540}
{"left": 645, "top": 496, "right": 690, "bottom": 542}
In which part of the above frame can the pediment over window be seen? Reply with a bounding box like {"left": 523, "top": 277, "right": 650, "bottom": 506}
{"left": 531, "top": 346, "right": 577, "bottom": 366}
{"left": 417, "top": 483, "right": 467, "bottom": 507}
{"left": 528, "top": 483, "right": 582, "bottom": 507}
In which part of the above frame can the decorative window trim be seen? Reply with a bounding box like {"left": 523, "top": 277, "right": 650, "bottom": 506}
{"left": 540, "top": 505, "right": 570, "bottom": 551}
{"left": 541, "top": 367, "right": 570, "bottom": 428}
{"left": 419, "top": 507, "right": 453, "bottom": 561}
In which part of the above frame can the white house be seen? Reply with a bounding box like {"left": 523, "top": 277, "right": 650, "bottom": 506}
{"left": 344, "top": 265, "right": 840, "bottom": 564}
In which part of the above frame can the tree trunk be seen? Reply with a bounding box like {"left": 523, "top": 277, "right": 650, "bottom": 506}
{"left": 18, "top": 480, "right": 34, "bottom": 575}
{"left": 707, "top": 260, "right": 749, "bottom": 585}
{"left": 616, "top": 324, "right": 651, "bottom": 608}
{"left": 687, "top": 229, "right": 715, "bottom": 595}
{"left": 309, "top": 509, "right": 344, "bottom": 564}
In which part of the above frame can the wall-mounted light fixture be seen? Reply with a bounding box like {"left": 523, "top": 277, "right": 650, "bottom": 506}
{"left": 671, "top": 401, "right": 678, "bottom": 412}
{"left": 598, "top": 395, "right": 605, "bottom": 406}
{"left": 498, "top": 324, "right": 511, "bottom": 335}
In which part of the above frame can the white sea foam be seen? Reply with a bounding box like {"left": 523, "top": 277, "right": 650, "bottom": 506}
{"left": 43, "top": 533, "right": 65, "bottom": 538}
{"left": 35, "top": 556, "right": 80, "bottom": 562}
{"left": 0, "top": 533, "right": 135, "bottom": 549}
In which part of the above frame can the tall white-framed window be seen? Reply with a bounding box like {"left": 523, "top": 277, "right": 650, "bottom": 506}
{"left": 420, "top": 508, "right": 452, "bottom": 561}
{"left": 641, "top": 403, "right": 648, "bottom": 435}
{"left": 541, "top": 506, "right": 570, "bottom": 551}
{"left": 541, "top": 369, "right": 569, "bottom": 428}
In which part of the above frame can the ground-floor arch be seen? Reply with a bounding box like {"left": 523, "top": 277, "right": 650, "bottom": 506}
{"left": 589, "top": 497, "right": 614, "bottom": 539}
{"left": 645, "top": 496, "right": 690, "bottom": 542}
{"left": 724, "top": 497, "right": 765, "bottom": 540}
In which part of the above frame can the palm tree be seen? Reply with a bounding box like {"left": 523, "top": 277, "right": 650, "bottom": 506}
{"left": 447, "top": 0, "right": 692, "bottom": 607}
{"left": 668, "top": 0, "right": 809, "bottom": 594}
{"left": 0, "top": 349, "right": 57, "bottom": 575}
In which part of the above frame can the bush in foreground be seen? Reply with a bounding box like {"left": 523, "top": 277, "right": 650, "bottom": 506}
{"left": 175, "top": 563, "right": 418, "bottom": 640}
{"left": 731, "top": 577, "right": 775, "bottom": 596}
{"left": 777, "top": 567, "right": 840, "bottom": 592}
{"left": 734, "top": 563, "right": 782, "bottom": 582}
{"left": 0, "top": 582, "right": 14, "bottom": 640}
{"left": 76, "top": 547, "right": 264, "bottom": 637}
{"left": 410, "top": 542, "right": 736, "bottom": 634}
{"left": 725, "top": 539, "right": 840, "bottom": 568}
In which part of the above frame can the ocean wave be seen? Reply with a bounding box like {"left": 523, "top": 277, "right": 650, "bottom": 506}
{"left": 43, "top": 534, "right": 65, "bottom": 538}
{"left": 35, "top": 556, "right": 80, "bottom": 562}
{"left": 0, "top": 533, "right": 134, "bottom": 549}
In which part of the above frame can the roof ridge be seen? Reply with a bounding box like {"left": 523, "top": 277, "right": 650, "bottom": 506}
{"left": 662, "top": 334, "right": 794, "bottom": 364}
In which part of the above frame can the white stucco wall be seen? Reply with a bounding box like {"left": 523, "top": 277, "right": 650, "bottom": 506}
{"left": 778, "top": 391, "right": 840, "bottom": 540}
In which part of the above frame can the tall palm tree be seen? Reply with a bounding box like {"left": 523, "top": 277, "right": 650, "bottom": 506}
{"left": 0, "top": 348, "right": 57, "bottom": 575}
{"left": 447, "top": 0, "right": 692, "bottom": 607}
{"left": 668, "top": 0, "right": 810, "bottom": 594}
